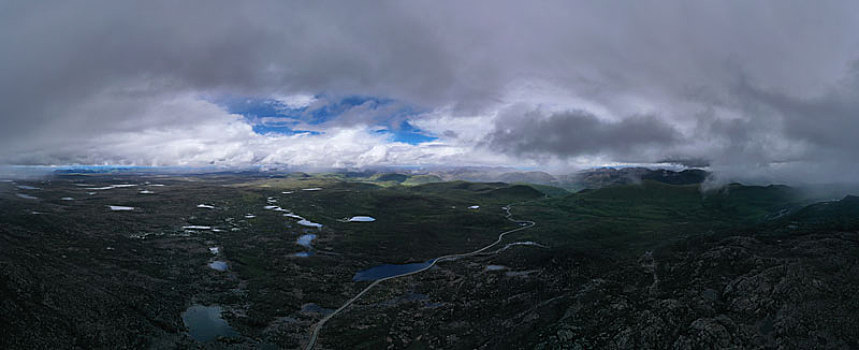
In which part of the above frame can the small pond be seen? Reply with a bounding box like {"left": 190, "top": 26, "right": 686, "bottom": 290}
{"left": 181, "top": 305, "right": 238, "bottom": 342}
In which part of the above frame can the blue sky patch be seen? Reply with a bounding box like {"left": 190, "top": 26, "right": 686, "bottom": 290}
{"left": 218, "top": 96, "right": 309, "bottom": 135}
{"left": 375, "top": 121, "right": 438, "bottom": 144}
{"left": 216, "top": 95, "right": 436, "bottom": 143}
{"left": 305, "top": 95, "right": 390, "bottom": 125}
{"left": 251, "top": 125, "right": 322, "bottom": 136}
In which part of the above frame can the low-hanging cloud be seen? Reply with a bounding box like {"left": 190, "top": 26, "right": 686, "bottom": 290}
{"left": 485, "top": 107, "right": 681, "bottom": 161}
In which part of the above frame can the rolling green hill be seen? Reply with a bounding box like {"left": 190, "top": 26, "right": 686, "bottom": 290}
{"left": 514, "top": 180, "right": 804, "bottom": 251}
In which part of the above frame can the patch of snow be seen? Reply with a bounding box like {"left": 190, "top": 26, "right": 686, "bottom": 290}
{"left": 264, "top": 205, "right": 288, "bottom": 212}
{"left": 348, "top": 216, "right": 376, "bottom": 222}
{"left": 209, "top": 247, "right": 220, "bottom": 254}
{"left": 108, "top": 205, "right": 135, "bottom": 211}
{"left": 139, "top": 190, "right": 154, "bottom": 194}
{"left": 16, "top": 193, "right": 38, "bottom": 200}
{"left": 60, "top": 197, "right": 74, "bottom": 201}
{"left": 485, "top": 265, "right": 507, "bottom": 271}
{"left": 468, "top": 205, "right": 480, "bottom": 209}
{"left": 244, "top": 214, "right": 256, "bottom": 219}
{"left": 197, "top": 204, "right": 215, "bottom": 209}
{"left": 297, "top": 219, "right": 323, "bottom": 229}
{"left": 282, "top": 191, "right": 294, "bottom": 194}
{"left": 208, "top": 261, "right": 228, "bottom": 271}
{"left": 302, "top": 188, "right": 322, "bottom": 191}
{"left": 16, "top": 185, "right": 40, "bottom": 190}
{"left": 296, "top": 234, "right": 317, "bottom": 248}
{"left": 182, "top": 225, "right": 212, "bottom": 230}
{"left": 87, "top": 184, "right": 138, "bottom": 190}
{"left": 129, "top": 232, "right": 160, "bottom": 239}
{"left": 283, "top": 213, "right": 303, "bottom": 219}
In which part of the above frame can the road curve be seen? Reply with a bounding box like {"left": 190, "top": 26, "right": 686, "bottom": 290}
{"left": 304, "top": 202, "right": 537, "bottom": 350}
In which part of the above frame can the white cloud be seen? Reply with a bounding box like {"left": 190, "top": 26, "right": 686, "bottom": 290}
{"left": 3, "top": 1, "right": 859, "bottom": 183}
{"left": 272, "top": 93, "right": 317, "bottom": 109}
{"left": 0, "top": 90, "right": 517, "bottom": 169}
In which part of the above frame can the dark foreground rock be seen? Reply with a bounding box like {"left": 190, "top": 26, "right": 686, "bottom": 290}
{"left": 532, "top": 231, "right": 859, "bottom": 350}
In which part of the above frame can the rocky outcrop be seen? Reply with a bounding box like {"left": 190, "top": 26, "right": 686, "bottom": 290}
{"left": 535, "top": 231, "right": 859, "bottom": 349}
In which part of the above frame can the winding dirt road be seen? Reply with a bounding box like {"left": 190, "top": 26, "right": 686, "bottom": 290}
{"left": 304, "top": 203, "right": 538, "bottom": 350}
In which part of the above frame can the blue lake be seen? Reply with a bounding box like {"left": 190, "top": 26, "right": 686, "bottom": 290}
{"left": 352, "top": 260, "right": 436, "bottom": 281}
{"left": 181, "top": 305, "right": 238, "bottom": 342}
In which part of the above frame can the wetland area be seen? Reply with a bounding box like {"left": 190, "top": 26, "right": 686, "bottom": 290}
{"left": 2, "top": 171, "right": 859, "bottom": 349}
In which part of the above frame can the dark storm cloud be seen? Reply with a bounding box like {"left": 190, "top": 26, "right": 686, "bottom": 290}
{"left": 1, "top": 0, "right": 858, "bottom": 182}
{"left": 740, "top": 65, "right": 859, "bottom": 154}
{"left": 486, "top": 107, "right": 680, "bottom": 160}
{"left": 696, "top": 65, "right": 859, "bottom": 184}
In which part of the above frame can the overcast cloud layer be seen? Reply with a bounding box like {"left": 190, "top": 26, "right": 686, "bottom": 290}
{"left": 2, "top": 1, "right": 859, "bottom": 183}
